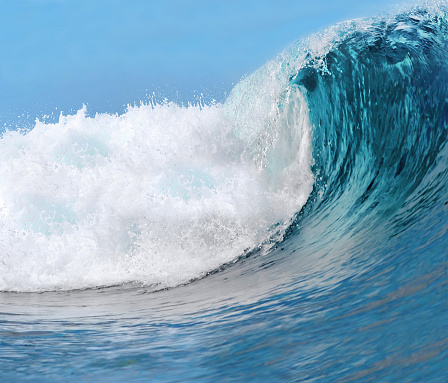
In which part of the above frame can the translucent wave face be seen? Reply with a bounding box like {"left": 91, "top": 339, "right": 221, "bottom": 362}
{"left": 0, "top": 87, "right": 314, "bottom": 291}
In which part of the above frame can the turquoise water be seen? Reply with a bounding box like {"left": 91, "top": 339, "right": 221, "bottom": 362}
{"left": 1, "top": 2, "right": 448, "bottom": 382}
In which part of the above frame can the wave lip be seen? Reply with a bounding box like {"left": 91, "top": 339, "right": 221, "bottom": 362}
{"left": 289, "top": 6, "right": 448, "bottom": 232}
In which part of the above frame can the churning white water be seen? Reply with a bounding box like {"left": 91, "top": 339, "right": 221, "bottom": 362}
{"left": 0, "top": 76, "right": 313, "bottom": 292}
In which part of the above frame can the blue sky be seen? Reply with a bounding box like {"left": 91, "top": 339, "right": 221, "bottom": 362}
{"left": 0, "top": 0, "right": 409, "bottom": 127}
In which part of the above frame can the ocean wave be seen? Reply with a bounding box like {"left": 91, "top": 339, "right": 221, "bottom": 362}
{"left": 1, "top": 4, "right": 448, "bottom": 294}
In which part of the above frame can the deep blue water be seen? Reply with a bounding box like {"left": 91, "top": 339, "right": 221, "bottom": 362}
{"left": 1, "top": 3, "right": 448, "bottom": 382}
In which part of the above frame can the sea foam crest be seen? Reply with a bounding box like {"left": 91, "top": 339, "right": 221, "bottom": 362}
{"left": 0, "top": 77, "right": 314, "bottom": 291}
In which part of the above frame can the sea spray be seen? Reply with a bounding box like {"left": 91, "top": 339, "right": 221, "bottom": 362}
{"left": 0, "top": 92, "right": 314, "bottom": 291}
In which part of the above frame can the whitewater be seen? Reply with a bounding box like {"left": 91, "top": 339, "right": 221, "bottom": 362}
{"left": 1, "top": 3, "right": 447, "bottom": 382}
{"left": 0, "top": 81, "right": 313, "bottom": 292}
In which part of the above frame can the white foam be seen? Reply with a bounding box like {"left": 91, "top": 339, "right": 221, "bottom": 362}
{"left": 0, "top": 74, "right": 313, "bottom": 292}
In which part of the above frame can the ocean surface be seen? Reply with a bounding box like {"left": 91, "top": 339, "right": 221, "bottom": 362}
{"left": 1, "top": 3, "right": 448, "bottom": 382}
